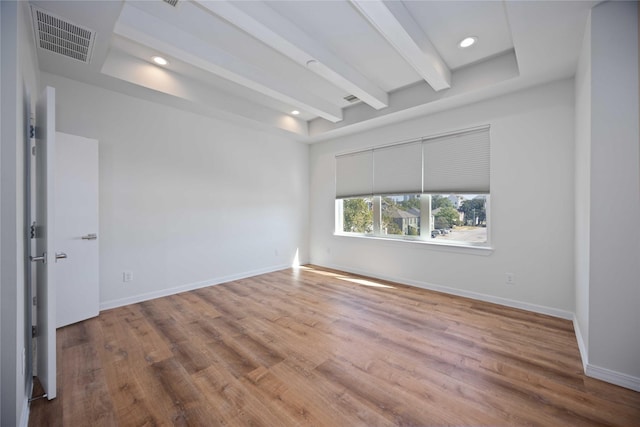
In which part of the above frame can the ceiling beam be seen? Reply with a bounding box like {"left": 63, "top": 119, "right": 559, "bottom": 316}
{"left": 195, "top": 0, "right": 389, "bottom": 110}
{"left": 350, "top": 0, "right": 451, "bottom": 92}
{"left": 114, "top": 4, "right": 343, "bottom": 122}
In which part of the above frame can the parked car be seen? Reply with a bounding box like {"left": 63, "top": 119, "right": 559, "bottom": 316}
{"left": 431, "top": 230, "right": 439, "bottom": 238}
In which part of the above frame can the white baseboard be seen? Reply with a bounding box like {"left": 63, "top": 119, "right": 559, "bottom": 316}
{"left": 572, "top": 316, "right": 640, "bottom": 392}
{"left": 572, "top": 315, "right": 589, "bottom": 372}
{"left": 99, "top": 264, "right": 291, "bottom": 311}
{"left": 586, "top": 364, "right": 640, "bottom": 392}
{"left": 319, "top": 262, "right": 574, "bottom": 320}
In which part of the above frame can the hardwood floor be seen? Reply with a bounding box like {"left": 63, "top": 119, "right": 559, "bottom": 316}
{"left": 29, "top": 266, "right": 639, "bottom": 426}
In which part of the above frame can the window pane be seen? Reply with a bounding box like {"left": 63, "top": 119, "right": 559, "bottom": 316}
{"left": 341, "top": 197, "right": 373, "bottom": 234}
{"left": 381, "top": 195, "right": 421, "bottom": 236}
{"left": 430, "top": 194, "right": 487, "bottom": 243}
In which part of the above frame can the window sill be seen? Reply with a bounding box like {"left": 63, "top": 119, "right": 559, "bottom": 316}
{"left": 333, "top": 233, "right": 494, "bottom": 256}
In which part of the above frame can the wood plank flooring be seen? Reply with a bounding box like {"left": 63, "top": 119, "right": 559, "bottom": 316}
{"left": 29, "top": 266, "right": 640, "bottom": 426}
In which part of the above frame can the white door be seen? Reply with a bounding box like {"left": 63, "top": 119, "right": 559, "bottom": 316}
{"left": 34, "top": 86, "right": 57, "bottom": 400}
{"left": 55, "top": 133, "right": 99, "bottom": 328}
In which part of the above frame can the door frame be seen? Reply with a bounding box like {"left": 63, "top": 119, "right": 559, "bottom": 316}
{"left": 24, "top": 81, "right": 35, "bottom": 390}
{"left": 32, "top": 85, "right": 57, "bottom": 400}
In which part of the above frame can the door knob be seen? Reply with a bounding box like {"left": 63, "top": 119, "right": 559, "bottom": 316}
{"left": 55, "top": 252, "right": 67, "bottom": 262}
{"left": 81, "top": 233, "right": 97, "bottom": 240}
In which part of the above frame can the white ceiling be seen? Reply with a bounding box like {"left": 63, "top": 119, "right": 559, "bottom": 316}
{"left": 29, "top": 0, "right": 596, "bottom": 143}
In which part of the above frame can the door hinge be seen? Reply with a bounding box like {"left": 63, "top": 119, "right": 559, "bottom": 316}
{"left": 29, "top": 125, "right": 35, "bottom": 139}
{"left": 33, "top": 296, "right": 37, "bottom": 306}
{"left": 31, "top": 145, "right": 36, "bottom": 156}
{"left": 32, "top": 326, "right": 37, "bottom": 338}
{"left": 30, "top": 222, "right": 37, "bottom": 239}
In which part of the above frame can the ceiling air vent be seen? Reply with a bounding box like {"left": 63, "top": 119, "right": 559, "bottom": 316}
{"left": 31, "top": 6, "right": 96, "bottom": 64}
{"left": 162, "top": 0, "right": 180, "bottom": 7}
{"left": 344, "top": 94, "right": 360, "bottom": 103}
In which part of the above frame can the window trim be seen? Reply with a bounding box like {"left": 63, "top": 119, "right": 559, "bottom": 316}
{"left": 333, "top": 232, "right": 494, "bottom": 256}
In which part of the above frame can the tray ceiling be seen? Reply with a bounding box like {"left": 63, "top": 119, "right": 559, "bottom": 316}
{"left": 29, "top": 0, "right": 596, "bottom": 142}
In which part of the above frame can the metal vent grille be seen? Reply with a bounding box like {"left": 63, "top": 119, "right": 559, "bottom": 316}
{"left": 162, "top": 0, "right": 180, "bottom": 7}
{"left": 31, "top": 6, "right": 95, "bottom": 64}
{"left": 344, "top": 94, "right": 359, "bottom": 103}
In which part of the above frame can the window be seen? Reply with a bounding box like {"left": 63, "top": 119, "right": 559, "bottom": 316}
{"left": 337, "top": 193, "right": 489, "bottom": 244}
{"left": 335, "top": 126, "right": 490, "bottom": 247}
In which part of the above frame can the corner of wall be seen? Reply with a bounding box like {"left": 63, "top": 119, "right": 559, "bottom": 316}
{"left": 573, "top": 3, "right": 591, "bottom": 377}
{"left": 585, "top": 365, "right": 640, "bottom": 393}
{"left": 572, "top": 314, "right": 588, "bottom": 372}
{"left": 586, "top": 0, "right": 640, "bottom": 389}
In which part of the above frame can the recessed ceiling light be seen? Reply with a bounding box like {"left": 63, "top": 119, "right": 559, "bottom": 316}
{"left": 152, "top": 56, "right": 168, "bottom": 66}
{"left": 291, "top": 110, "right": 300, "bottom": 115}
{"left": 459, "top": 37, "right": 477, "bottom": 48}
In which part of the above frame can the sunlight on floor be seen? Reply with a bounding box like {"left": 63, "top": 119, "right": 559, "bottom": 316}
{"left": 298, "top": 266, "right": 342, "bottom": 277}
{"left": 339, "top": 277, "right": 396, "bottom": 289}
{"left": 298, "top": 266, "right": 396, "bottom": 289}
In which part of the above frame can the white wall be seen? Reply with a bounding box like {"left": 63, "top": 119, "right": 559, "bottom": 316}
{"left": 586, "top": 1, "right": 640, "bottom": 388}
{"left": 310, "top": 79, "right": 576, "bottom": 318}
{"left": 1, "top": 2, "right": 40, "bottom": 426}
{"left": 40, "top": 73, "right": 309, "bottom": 309}
{"left": 1, "top": 2, "right": 4, "bottom": 421}
{"left": 0, "top": 0, "right": 3, "bottom": 418}
{"left": 574, "top": 12, "right": 591, "bottom": 361}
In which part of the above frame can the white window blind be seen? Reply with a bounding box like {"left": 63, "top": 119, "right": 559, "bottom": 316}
{"left": 373, "top": 141, "right": 422, "bottom": 195}
{"left": 335, "top": 150, "right": 373, "bottom": 198}
{"left": 335, "top": 126, "right": 490, "bottom": 198}
{"left": 423, "top": 127, "right": 490, "bottom": 193}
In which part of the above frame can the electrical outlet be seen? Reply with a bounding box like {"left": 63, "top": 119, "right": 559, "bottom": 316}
{"left": 123, "top": 271, "right": 133, "bottom": 282}
{"left": 505, "top": 273, "right": 515, "bottom": 285}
